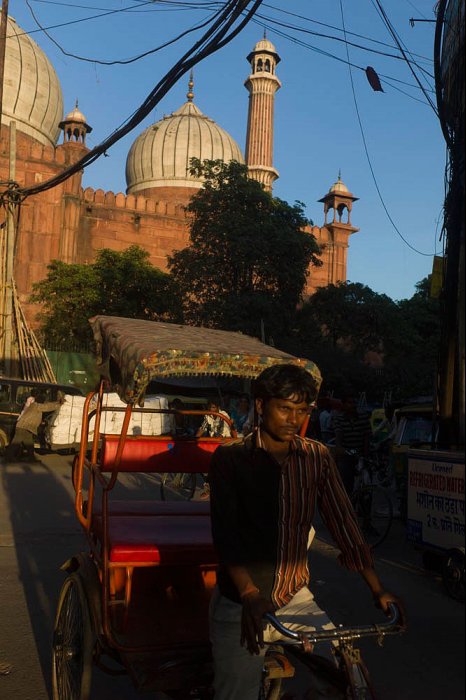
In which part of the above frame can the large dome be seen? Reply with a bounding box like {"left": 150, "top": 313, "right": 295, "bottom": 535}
{"left": 2, "top": 17, "right": 64, "bottom": 147}
{"left": 126, "top": 100, "right": 244, "bottom": 194}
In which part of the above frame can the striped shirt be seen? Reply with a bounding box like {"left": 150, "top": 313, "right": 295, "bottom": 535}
{"left": 209, "top": 430, "right": 373, "bottom": 609}
{"left": 333, "top": 410, "right": 372, "bottom": 452}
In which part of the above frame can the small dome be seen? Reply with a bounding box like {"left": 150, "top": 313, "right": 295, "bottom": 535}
{"left": 2, "top": 16, "right": 64, "bottom": 147}
{"left": 126, "top": 100, "right": 244, "bottom": 194}
{"left": 63, "top": 105, "right": 87, "bottom": 124}
{"left": 329, "top": 175, "right": 350, "bottom": 195}
{"left": 253, "top": 37, "right": 278, "bottom": 54}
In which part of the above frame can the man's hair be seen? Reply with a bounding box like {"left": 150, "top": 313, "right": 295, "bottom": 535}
{"left": 253, "top": 364, "right": 318, "bottom": 404}
{"left": 35, "top": 392, "right": 47, "bottom": 403}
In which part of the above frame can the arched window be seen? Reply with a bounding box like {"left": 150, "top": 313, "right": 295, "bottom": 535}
{"left": 257, "top": 59, "right": 264, "bottom": 72}
{"left": 265, "top": 59, "right": 271, "bottom": 73}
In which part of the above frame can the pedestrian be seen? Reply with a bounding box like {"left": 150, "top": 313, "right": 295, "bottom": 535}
{"left": 6, "top": 392, "right": 65, "bottom": 463}
{"left": 208, "top": 364, "right": 405, "bottom": 699}
{"left": 196, "top": 400, "right": 232, "bottom": 439}
{"left": 333, "top": 392, "right": 372, "bottom": 495}
{"left": 319, "top": 405, "right": 334, "bottom": 444}
{"left": 230, "top": 394, "right": 251, "bottom": 435}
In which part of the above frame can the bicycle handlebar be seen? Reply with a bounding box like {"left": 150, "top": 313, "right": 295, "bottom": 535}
{"left": 263, "top": 603, "right": 402, "bottom": 646}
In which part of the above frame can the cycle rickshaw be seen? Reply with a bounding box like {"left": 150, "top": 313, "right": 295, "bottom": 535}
{"left": 52, "top": 316, "right": 402, "bottom": 700}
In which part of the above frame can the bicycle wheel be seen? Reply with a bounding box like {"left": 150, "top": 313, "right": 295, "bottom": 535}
{"left": 52, "top": 574, "right": 94, "bottom": 700}
{"left": 160, "top": 472, "right": 197, "bottom": 501}
{"left": 260, "top": 677, "right": 282, "bottom": 700}
{"left": 339, "top": 649, "right": 377, "bottom": 700}
{"left": 352, "top": 485, "right": 393, "bottom": 548}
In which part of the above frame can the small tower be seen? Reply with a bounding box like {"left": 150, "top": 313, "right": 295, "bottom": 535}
{"left": 57, "top": 102, "right": 92, "bottom": 264}
{"left": 245, "top": 36, "right": 281, "bottom": 192}
{"left": 59, "top": 101, "right": 92, "bottom": 146}
{"left": 318, "top": 174, "right": 360, "bottom": 285}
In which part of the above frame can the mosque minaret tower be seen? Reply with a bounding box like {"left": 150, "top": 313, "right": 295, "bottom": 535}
{"left": 245, "top": 36, "right": 281, "bottom": 192}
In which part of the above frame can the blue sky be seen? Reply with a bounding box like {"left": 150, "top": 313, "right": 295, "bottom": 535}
{"left": 10, "top": 0, "right": 446, "bottom": 301}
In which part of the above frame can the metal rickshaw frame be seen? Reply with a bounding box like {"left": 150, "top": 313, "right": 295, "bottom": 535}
{"left": 52, "top": 316, "right": 322, "bottom": 699}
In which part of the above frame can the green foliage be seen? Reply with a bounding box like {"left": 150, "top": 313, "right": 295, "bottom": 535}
{"left": 286, "top": 278, "right": 441, "bottom": 400}
{"left": 31, "top": 245, "right": 181, "bottom": 346}
{"left": 168, "top": 160, "right": 322, "bottom": 339}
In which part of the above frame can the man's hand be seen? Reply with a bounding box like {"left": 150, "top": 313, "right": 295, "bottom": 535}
{"left": 240, "top": 592, "right": 275, "bottom": 656}
{"left": 373, "top": 590, "right": 407, "bottom": 629}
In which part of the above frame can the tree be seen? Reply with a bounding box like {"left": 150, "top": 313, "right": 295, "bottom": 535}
{"left": 287, "top": 278, "right": 441, "bottom": 400}
{"left": 31, "top": 245, "right": 181, "bottom": 346}
{"left": 168, "top": 160, "right": 322, "bottom": 339}
{"left": 383, "top": 277, "right": 441, "bottom": 397}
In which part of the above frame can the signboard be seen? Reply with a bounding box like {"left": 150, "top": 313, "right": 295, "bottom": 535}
{"left": 407, "top": 450, "right": 465, "bottom": 550}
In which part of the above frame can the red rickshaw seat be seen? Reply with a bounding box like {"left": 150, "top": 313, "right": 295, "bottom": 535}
{"left": 99, "top": 435, "right": 224, "bottom": 474}
{"left": 92, "top": 514, "right": 216, "bottom": 565}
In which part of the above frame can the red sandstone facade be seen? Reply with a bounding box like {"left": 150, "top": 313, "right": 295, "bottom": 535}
{"left": 1, "top": 32, "right": 359, "bottom": 329}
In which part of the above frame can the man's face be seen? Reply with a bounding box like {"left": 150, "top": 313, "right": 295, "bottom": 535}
{"left": 256, "top": 394, "right": 310, "bottom": 443}
{"left": 208, "top": 403, "right": 219, "bottom": 413}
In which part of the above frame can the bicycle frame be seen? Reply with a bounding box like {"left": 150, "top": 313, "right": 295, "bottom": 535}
{"left": 263, "top": 604, "right": 403, "bottom": 700}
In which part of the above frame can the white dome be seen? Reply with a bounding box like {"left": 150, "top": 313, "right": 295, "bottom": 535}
{"left": 126, "top": 100, "right": 244, "bottom": 194}
{"left": 63, "top": 106, "right": 87, "bottom": 124}
{"left": 253, "top": 38, "right": 278, "bottom": 54}
{"left": 329, "top": 176, "right": 350, "bottom": 195}
{"left": 2, "top": 17, "right": 64, "bottom": 147}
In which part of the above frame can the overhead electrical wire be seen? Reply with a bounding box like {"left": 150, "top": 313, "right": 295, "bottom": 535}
{"left": 369, "top": 0, "right": 438, "bottom": 99}
{"left": 249, "top": 18, "right": 435, "bottom": 107}
{"left": 23, "top": 0, "right": 435, "bottom": 84}
{"left": 338, "top": 0, "right": 435, "bottom": 258}
{"left": 25, "top": 0, "right": 222, "bottom": 65}
{"left": 8, "top": 0, "right": 265, "bottom": 202}
{"left": 262, "top": 1, "right": 434, "bottom": 63}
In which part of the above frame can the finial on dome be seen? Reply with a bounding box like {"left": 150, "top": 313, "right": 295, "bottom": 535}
{"left": 264, "top": 27, "right": 267, "bottom": 39}
{"left": 187, "top": 71, "right": 195, "bottom": 102}
{"left": 75, "top": 98, "right": 79, "bottom": 109}
{"left": 338, "top": 169, "right": 342, "bottom": 181}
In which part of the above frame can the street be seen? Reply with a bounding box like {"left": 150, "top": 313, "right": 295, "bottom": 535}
{"left": 0, "top": 452, "right": 464, "bottom": 700}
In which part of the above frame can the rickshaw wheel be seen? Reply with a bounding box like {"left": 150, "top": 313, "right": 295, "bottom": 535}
{"left": 52, "top": 574, "right": 95, "bottom": 700}
{"left": 442, "top": 547, "right": 465, "bottom": 603}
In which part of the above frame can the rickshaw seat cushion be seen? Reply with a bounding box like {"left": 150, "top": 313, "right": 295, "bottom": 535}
{"left": 99, "top": 435, "right": 224, "bottom": 474}
{"left": 92, "top": 514, "right": 217, "bottom": 565}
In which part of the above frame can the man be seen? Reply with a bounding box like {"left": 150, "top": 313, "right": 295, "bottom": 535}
{"left": 319, "top": 405, "right": 334, "bottom": 444}
{"left": 333, "top": 393, "right": 372, "bottom": 494}
{"left": 196, "top": 400, "right": 232, "bottom": 439}
{"left": 209, "top": 365, "right": 404, "bottom": 700}
{"left": 6, "top": 392, "right": 64, "bottom": 462}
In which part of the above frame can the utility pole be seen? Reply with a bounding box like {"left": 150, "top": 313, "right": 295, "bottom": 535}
{"left": 0, "top": 0, "right": 9, "bottom": 127}
{"left": 0, "top": 0, "right": 16, "bottom": 376}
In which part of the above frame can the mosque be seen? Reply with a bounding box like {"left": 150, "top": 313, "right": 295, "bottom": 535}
{"left": 1, "top": 16, "right": 360, "bottom": 327}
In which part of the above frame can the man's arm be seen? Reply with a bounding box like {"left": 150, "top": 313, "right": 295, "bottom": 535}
{"left": 209, "top": 448, "right": 274, "bottom": 654}
{"left": 317, "top": 446, "right": 406, "bottom": 625}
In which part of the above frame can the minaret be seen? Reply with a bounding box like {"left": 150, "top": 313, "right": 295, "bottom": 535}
{"left": 318, "top": 173, "right": 360, "bottom": 285}
{"left": 245, "top": 35, "right": 281, "bottom": 192}
{"left": 57, "top": 101, "right": 92, "bottom": 263}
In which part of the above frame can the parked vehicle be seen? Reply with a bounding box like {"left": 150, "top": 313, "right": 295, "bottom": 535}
{"left": 0, "top": 377, "right": 83, "bottom": 450}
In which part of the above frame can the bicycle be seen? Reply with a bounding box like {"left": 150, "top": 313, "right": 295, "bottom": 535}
{"left": 261, "top": 603, "right": 403, "bottom": 700}
{"left": 350, "top": 453, "right": 394, "bottom": 548}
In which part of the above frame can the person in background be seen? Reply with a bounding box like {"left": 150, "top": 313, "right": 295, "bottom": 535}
{"left": 6, "top": 392, "right": 65, "bottom": 462}
{"left": 230, "top": 395, "right": 251, "bottom": 435}
{"left": 208, "top": 365, "right": 405, "bottom": 699}
{"left": 333, "top": 393, "right": 372, "bottom": 495}
{"left": 169, "top": 398, "right": 190, "bottom": 437}
{"left": 319, "top": 405, "right": 334, "bottom": 444}
{"left": 197, "top": 400, "right": 232, "bottom": 439}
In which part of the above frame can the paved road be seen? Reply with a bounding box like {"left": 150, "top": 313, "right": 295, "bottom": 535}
{"left": 0, "top": 452, "right": 464, "bottom": 699}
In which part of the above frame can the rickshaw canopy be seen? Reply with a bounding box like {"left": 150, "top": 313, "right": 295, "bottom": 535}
{"left": 90, "top": 316, "right": 322, "bottom": 404}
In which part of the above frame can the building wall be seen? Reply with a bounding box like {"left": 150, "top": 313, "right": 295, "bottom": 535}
{"left": 2, "top": 125, "right": 354, "bottom": 326}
